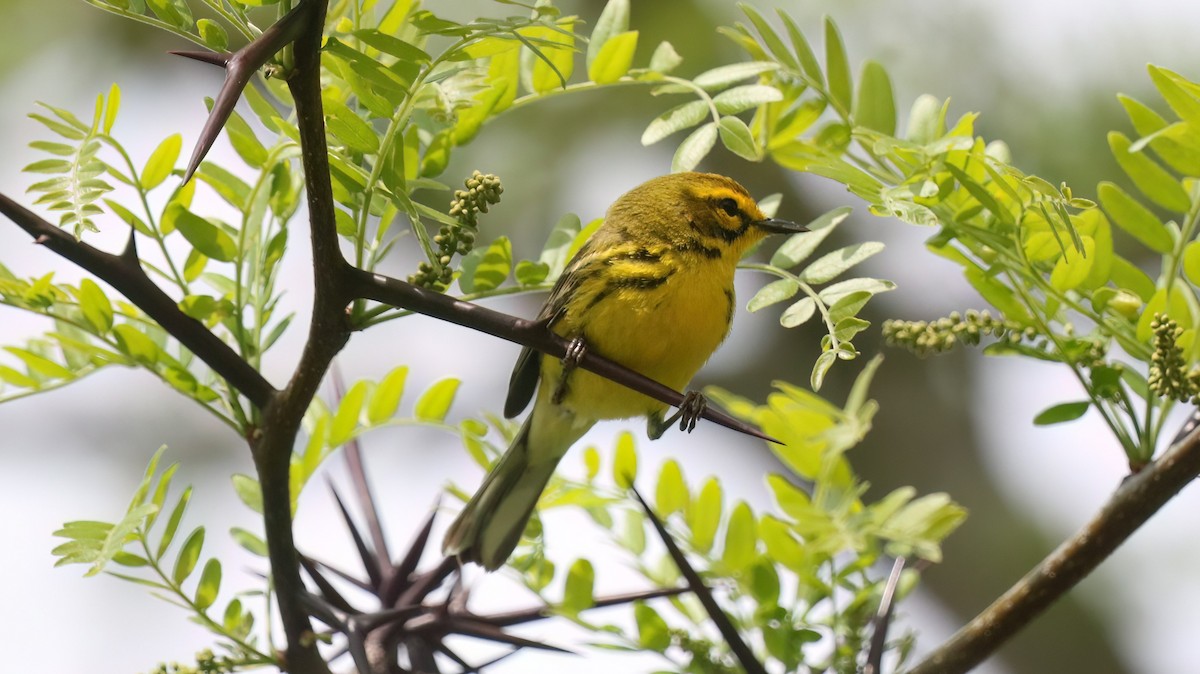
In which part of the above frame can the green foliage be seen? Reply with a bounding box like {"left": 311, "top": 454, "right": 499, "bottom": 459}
{"left": 497, "top": 357, "right": 961, "bottom": 673}
{"left": 52, "top": 448, "right": 273, "bottom": 669}
{"left": 704, "top": 6, "right": 1200, "bottom": 466}
{"left": 32, "top": 0, "right": 1200, "bottom": 670}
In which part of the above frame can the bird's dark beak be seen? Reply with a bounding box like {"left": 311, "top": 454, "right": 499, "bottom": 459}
{"left": 753, "top": 217, "right": 807, "bottom": 234}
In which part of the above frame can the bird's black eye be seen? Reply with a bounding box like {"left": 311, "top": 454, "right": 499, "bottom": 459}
{"left": 718, "top": 197, "right": 740, "bottom": 217}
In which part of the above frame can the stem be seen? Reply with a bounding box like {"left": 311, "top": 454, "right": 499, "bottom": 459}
{"left": 101, "top": 136, "right": 189, "bottom": 292}
{"left": 136, "top": 535, "right": 276, "bottom": 664}
{"left": 1009, "top": 277, "right": 1137, "bottom": 456}
{"left": 740, "top": 262, "right": 838, "bottom": 347}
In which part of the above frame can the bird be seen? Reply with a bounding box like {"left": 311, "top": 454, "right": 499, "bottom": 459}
{"left": 443, "top": 172, "right": 806, "bottom": 570}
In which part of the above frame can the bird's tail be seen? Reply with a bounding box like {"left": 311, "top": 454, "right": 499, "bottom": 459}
{"left": 443, "top": 403, "right": 590, "bottom": 570}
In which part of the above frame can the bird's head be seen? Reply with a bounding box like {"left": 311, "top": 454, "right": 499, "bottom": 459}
{"left": 611, "top": 172, "right": 806, "bottom": 258}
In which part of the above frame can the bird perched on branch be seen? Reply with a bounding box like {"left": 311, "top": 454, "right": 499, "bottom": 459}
{"left": 444, "top": 172, "right": 805, "bottom": 570}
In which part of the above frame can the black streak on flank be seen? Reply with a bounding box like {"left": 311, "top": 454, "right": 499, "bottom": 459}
{"left": 611, "top": 273, "right": 672, "bottom": 291}
{"left": 724, "top": 288, "right": 735, "bottom": 325}
{"left": 583, "top": 286, "right": 613, "bottom": 313}
{"left": 605, "top": 247, "right": 662, "bottom": 265}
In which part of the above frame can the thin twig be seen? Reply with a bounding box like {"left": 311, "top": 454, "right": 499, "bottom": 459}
{"left": 630, "top": 486, "right": 768, "bottom": 674}
{"left": 482, "top": 586, "right": 689, "bottom": 627}
{"left": 907, "top": 426, "right": 1200, "bottom": 674}
{"left": 864, "top": 556, "right": 906, "bottom": 674}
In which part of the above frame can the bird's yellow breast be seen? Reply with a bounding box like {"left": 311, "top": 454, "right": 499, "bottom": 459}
{"left": 543, "top": 247, "right": 737, "bottom": 421}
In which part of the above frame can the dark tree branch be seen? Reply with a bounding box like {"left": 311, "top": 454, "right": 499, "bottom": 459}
{"left": 0, "top": 193, "right": 276, "bottom": 408}
{"left": 248, "top": 2, "right": 349, "bottom": 673}
{"left": 631, "top": 486, "right": 768, "bottom": 674}
{"left": 171, "top": 1, "right": 313, "bottom": 182}
{"left": 345, "top": 267, "right": 779, "bottom": 445}
{"left": 908, "top": 427, "right": 1200, "bottom": 674}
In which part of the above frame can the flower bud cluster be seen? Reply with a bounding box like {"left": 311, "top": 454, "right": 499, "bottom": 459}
{"left": 409, "top": 170, "right": 503, "bottom": 290}
{"left": 1147, "top": 314, "right": 1200, "bottom": 403}
{"left": 145, "top": 650, "right": 234, "bottom": 674}
{"left": 882, "top": 310, "right": 1033, "bottom": 357}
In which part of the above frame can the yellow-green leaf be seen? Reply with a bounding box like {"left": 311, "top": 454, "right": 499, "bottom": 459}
{"left": 167, "top": 204, "right": 237, "bottom": 262}
{"left": 562, "top": 558, "right": 595, "bottom": 614}
{"left": 688, "top": 477, "right": 722, "bottom": 552}
{"left": 612, "top": 431, "right": 637, "bottom": 488}
{"left": 77, "top": 278, "right": 113, "bottom": 333}
{"left": 414, "top": 378, "right": 460, "bottom": 422}
{"left": 1049, "top": 236, "right": 1095, "bottom": 291}
{"left": 459, "top": 236, "right": 512, "bottom": 293}
{"left": 588, "top": 30, "right": 638, "bottom": 84}
{"left": 328, "top": 380, "right": 370, "bottom": 447}
{"left": 721, "top": 500, "right": 757, "bottom": 572}
{"left": 1108, "top": 131, "right": 1190, "bottom": 212}
{"left": 824, "top": 17, "right": 852, "bottom": 114}
{"left": 172, "top": 527, "right": 204, "bottom": 584}
{"left": 854, "top": 60, "right": 895, "bottom": 135}
{"left": 194, "top": 558, "right": 221, "bottom": 610}
{"left": 1097, "top": 181, "right": 1174, "bottom": 253}
{"left": 367, "top": 365, "right": 409, "bottom": 424}
{"left": 141, "top": 134, "right": 181, "bottom": 191}
{"left": 655, "top": 459, "right": 688, "bottom": 516}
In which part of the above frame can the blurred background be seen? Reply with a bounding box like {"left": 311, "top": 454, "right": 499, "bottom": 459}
{"left": 3, "top": 1, "right": 1200, "bottom": 672}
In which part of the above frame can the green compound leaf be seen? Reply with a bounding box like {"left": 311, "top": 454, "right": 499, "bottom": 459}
{"left": 717, "top": 115, "right": 760, "bottom": 160}
{"left": 367, "top": 365, "right": 409, "bottom": 424}
{"left": 721, "top": 500, "right": 757, "bottom": 572}
{"left": 586, "top": 0, "right": 629, "bottom": 67}
{"left": 1108, "top": 131, "right": 1190, "bottom": 212}
{"left": 1033, "top": 401, "right": 1090, "bottom": 426}
{"left": 167, "top": 204, "right": 237, "bottom": 262}
{"left": 748, "top": 278, "right": 799, "bottom": 312}
{"left": 672, "top": 122, "right": 718, "bottom": 173}
{"left": 824, "top": 17, "right": 853, "bottom": 114}
{"left": 688, "top": 477, "right": 722, "bottom": 553}
{"left": 770, "top": 206, "right": 852, "bottom": 269}
{"left": 854, "top": 60, "right": 896, "bottom": 135}
{"left": 633, "top": 602, "right": 671, "bottom": 651}
{"left": 328, "top": 380, "right": 369, "bottom": 447}
{"left": 459, "top": 236, "right": 513, "bottom": 293}
{"left": 613, "top": 431, "right": 637, "bottom": 488}
{"left": 655, "top": 459, "right": 688, "bottom": 516}
{"left": 797, "top": 241, "right": 885, "bottom": 284}
{"left": 194, "top": 558, "right": 222, "bottom": 610}
{"left": 140, "top": 133, "right": 181, "bottom": 191}
{"left": 1097, "top": 181, "right": 1174, "bottom": 253}
{"left": 588, "top": 31, "right": 638, "bottom": 84}
{"left": 172, "top": 526, "right": 205, "bottom": 584}
{"left": 562, "top": 558, "right": 595, "bottom": 614}
{"left": 641, "top": 100, "right": 708, "bottom": 146}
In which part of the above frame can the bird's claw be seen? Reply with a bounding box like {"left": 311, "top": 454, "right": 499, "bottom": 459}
{"left": 553, "top": 337, "right": 588, "bottom": 405}
{"left": 562, "top": 336, "right": 587, "bottom": 370}
{"left": 676, "top": 391, "right": 707, "bottom": 433}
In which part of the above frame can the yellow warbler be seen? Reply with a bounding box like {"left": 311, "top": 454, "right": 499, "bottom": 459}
{"left": 443, "top": 172, "right": 804, "bottom": 570}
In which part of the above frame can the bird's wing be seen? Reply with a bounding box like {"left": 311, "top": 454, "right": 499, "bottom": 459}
{"left": 503, "top": 239, "right": 597, "bottom": 418}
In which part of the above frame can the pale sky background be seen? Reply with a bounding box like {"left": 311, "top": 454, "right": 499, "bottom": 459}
{"left": 4, "top": 1, "right": 1200, "bottom": 673}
